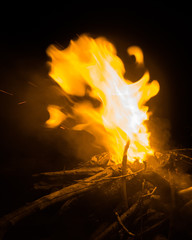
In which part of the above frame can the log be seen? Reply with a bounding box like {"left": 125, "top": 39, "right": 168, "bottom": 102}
{"left": 33, "top": 167, "right": 104, "bottom": 190}
{"left": 33, "top": 167, "right": 104, "bottom": 180}
{"left": 0, "top": 166, "right": 119, "bottom": 240}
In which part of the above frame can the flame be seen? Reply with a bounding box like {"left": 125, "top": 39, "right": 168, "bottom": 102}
{"left": 46, "top": 35, "right": 160, "bottom": 163}
{"left": 45, "top": 105, "right": 66, "bottom": 128}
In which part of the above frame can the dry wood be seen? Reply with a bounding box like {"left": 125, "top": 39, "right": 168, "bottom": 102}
{"left": 0, "top": 166, "right": 119, "bottom": 240}
{"left": 114, "top": 211, "right": 135, "bottom": 236}
{"left": 33, "top": 182, "right": 64, "bottom": 191}
{"left": 122, "top": 140, "right": 130, "bottom": 208}
{"left": 138, "top": 170, "right": 171, "bottom": 202}
{"left": 33, "top": 167, "right": 104, "bottom": 179}
{"left": 33, "top": 167, "right": 104, "bottom": 190}
{"left": 178, "top": 187, "right": 192, "bottom": 201}
{"left": 89, "top": 152, "right": 112, "bottom": 166}
{"left": 94, "top": 200, "right": 141, "bottom": 240}
{"left": 1, "top": 150, "right": 191, "bottom": 239}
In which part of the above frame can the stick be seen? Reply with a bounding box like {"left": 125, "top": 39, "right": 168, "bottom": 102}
{"left": 122, "top": 140, "right": 130, "bottom": 208}
{"left": 178, "top": 187, "right": 192, "bottom": 201}
{"left": 114, "top": 211, "right": 135, "bottom": 237}
{"left": 0, "top": 166, "right": 118, "bottom": 239}
{"left": 168, "top": 151, "right": 192, "bottom": 162}
{"left": 138, "top": 170, "right": 171, "bottom": 202}
{"left": 168, "top": 148, "right": 192, "bottom": 152}
{"left": 95, "top": 200, "right": 140, "bottom": 240}
{"left": 33, "top": 167, "right": 104, "bottom": 183}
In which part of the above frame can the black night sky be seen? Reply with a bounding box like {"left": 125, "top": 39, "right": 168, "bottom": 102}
{"left": 0, "top": 5, "right": 192, "bottom": 239}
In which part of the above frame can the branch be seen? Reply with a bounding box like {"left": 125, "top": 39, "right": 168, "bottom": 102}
{"left": 0, "top": 166, "right": 118, "bottom": 239}
{"left": 33, "top": 167, "right": 104, "bottom": 190}
{"left": 95, "top": 200, "right": 141, "bottom": 240}
{"left": 114, "top": 211, "right": 135, "bottom": 237}
{"left": 33, "top": 167, "right": 104, "bottom": 180}
{"left": 122, "top": 140, "right": 130, "bottom": 208}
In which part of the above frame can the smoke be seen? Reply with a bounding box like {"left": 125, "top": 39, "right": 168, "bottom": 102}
{"left": 147, "top": 116, "right": 171, "bottom": 152}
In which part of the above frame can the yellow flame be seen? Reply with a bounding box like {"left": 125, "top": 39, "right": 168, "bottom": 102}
{"left": 46, "top": 105, "right": 66, "bottom": 128}
{"left": 46, "top": 34, "right": 160, "bottom": 163}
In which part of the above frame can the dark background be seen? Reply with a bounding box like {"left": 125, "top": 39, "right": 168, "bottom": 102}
{"left": 0, "top": 4, "right": 192, "bottom": 239}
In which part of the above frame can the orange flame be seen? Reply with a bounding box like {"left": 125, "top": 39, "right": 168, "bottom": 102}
{"left": 46, "top": 35, "right": 160, "bottom": 164}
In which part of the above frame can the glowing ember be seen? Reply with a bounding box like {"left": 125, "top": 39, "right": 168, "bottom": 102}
{"left": 45, "top": 34, "right": 160, "bottom": 164}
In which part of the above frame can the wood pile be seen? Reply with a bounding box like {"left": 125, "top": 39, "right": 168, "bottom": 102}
{"left": 0, "top": 149, "right": 192, "bottom": 239}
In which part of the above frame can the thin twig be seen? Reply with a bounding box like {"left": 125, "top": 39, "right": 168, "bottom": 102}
{"left": 122, "top": 140, "right": 130, "bottom": 208}
{"left": 114, "top": 211, "right": 135, "bottom": 237}
{"left": 165, "top": 150, "right": 192, "bottom": 161}
{"left": 175, "top": 153, "right": 192, "bottom": 161}
{"left": 169, "top": 148, "right": 192, "bottom": 152}
{"left": 141, "top": 187, "right": 157, "bottom": 198}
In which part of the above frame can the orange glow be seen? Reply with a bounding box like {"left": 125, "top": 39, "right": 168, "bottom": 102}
{"left": 46, "top": 35, "right": 160, "bottom": 163}
{"left": 46, "top": 105, "right": 66, "bottom": 128}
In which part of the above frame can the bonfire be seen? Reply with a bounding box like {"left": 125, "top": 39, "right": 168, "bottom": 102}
{"left": 0, "top": 35, "right": 192, "bottom": 240}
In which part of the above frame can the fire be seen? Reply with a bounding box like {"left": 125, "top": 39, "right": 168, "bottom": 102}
{"left": 46, "top": 34, "right": 160, "bottom": 164}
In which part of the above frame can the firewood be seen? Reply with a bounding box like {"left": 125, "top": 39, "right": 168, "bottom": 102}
{"left": 83, "top": 151, "right": 113, "bottom": 167}
{"left": 2, "top": 150, "right": 191, "bottom": 239}
{"left": 33, "top": 166, "right": 104, "bottom": 190}
{"left": 33, "top": 182, "right": 64, "bottom": 191}
{"left": 0, "top": 166, "right": 119, "bottom": 239}
{"left": 138, "top": 170, "right": 171, "bottom": 202}
{"left": 178, "top": 187, "right": 192, "bottom": 201}
{"left": 114, "top": 211, "right": 135, "bottom": 236}
{"left": 93, "top": 200, "right": 140, "bottom": 240}
{"left": 122, "top": 140, "right": 130, "bottom": 208}
{"left": 33, "top": 167, "right": 104, "bottom": 180}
